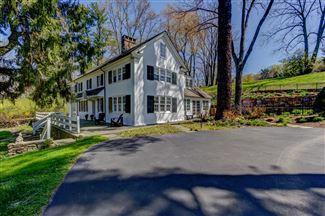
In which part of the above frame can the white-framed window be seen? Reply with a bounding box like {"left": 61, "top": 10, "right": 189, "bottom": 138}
{"left": 203, "top": 101, "right": 209, "bottom": 110}
{"left": 123, "top": 96, "right": 126, "bottom": 111}
{"left": 159, "top": 68, "right": 166, "bottom": 81}
{"left": 118, "top": 96, "right": 122, "bottom": 111}
{"left": 86, "top": 79, "right": 92, "bottom": 89}
{"left": 186, "top": 77, "right": 193, "bottom": 88}
{"left": 185, "top": 99, "right": 191, "bottom": 112}
{"left": 113, "top": 97, "right": 117, "bottom": 112}
{"left": 160, "top": 42, "right": 166, "bottom": 58}
{"left": 113, "top": 70, "right": 117, "bottom": 82}
{"left": 118, "top": 68, "right": 122, "bottom": 81}
{"left": 154, "top": 67, "right": 159, "bottom": 80}
{"left": 122, "top": 66, "right": 126, "bottom": 79}
{"left": 97, "top": 98, "right": 103, "bottom": 112}
{"left": 166, "top": 97, "right": 171, "bottom": 111}
{"left": 79, "top": 100, "right": 88, "bottom": 112}
{"left": 154, "top": 96, "right": 159, "bottom": 112}
{"left": 166, "top": 70, "right": 172, "bottom": 83}
{"left": 78, "top": 83, "right": 83, "bottom": 92}
{"left": 160, "top": 96, "right": 166, "bottom": 112}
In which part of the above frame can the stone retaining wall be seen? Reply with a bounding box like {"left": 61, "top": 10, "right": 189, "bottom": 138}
{"left": 8, "top": 140, "right": 45, "bottom": 156}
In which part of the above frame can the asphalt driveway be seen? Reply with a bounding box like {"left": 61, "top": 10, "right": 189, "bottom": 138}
{"left": 44, "top": 127, "right": 325, "bottom": 216}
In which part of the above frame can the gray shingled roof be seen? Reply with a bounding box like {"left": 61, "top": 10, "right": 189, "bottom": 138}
{"left": 184, "top": 88, "right": 212, "bottom": 99}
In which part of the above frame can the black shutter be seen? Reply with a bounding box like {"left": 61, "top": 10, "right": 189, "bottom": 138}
{"left": 74, "top": 84, "right": 77, "bottom": 92}
{"left": 172, "top": 98, "right": 177, "bottom": 113}
{"left": 147, "top": 96, "right": 154, "bottom": 113}
{"left": 147, "top": 65, "right": 154, "bottom": 80}
{"left": 108, "top": 71, "right": 112, "bottom": 84}
{"left": 89, "top": 78, "right": 92, "bottom": 89}
{"left": 97, "top": 76, "right": 99, "bottom": 86}
{"left": 101, "top": 74, "right": 104, "bottom": 86}
{"left": 172, "top": 72, "right": 177, "bottom": 85}
{"left": 124, "top": 63, "right": 131, "bottom": 80}
{"left": 108, "top": 97, "right": 112, "bottom": 113}
{"left": 125, "top": 95, "right": 131, "bottom": 113}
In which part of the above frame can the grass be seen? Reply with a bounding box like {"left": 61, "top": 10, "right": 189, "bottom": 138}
{"left": 119, "top": 124, "right": 182, "bottom": 137}
{"left": 181, "top": 119, "right": 268, "bottom": 131}
{"left": 201, "top": 71, "right": 325, "bottom": 95}
{"left": 0, "top": 135, "right": 106, "bottom": 216}
{"left": 0, "top": 131, "right": 15, "bottom": 159}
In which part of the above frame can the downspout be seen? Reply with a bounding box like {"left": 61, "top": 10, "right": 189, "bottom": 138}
{"left": 100, "top": 68, "right": 107, "bottom": 122}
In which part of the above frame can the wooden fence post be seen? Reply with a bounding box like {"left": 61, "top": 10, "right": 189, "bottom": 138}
{"left": 76, "top": 116, "right": 80, "bottom": 134}
{"left": 47, "top": 117, "right": 51, "bottom": 139}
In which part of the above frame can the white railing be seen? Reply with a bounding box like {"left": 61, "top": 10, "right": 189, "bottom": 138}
{"left": 51, "top": 113, "right": 80, "bottom": 134}
{"left": 33, "top": 112, "right": 80, "bottom": 139}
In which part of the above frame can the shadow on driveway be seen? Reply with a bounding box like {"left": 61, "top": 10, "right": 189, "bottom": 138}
{"left": 44, "top": 167, "right": 325, "bottom": 216}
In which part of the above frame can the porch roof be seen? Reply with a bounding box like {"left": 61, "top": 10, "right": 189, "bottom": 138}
{"left": 86, "top": 87, "right": 104, "bottom": 97}
{"left": 184, "top": 88, "right": 212, "bottom": 99}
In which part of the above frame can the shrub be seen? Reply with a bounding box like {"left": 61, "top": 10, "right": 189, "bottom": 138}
{"left": 297, "top": 117, "right": 307, "bottom": 123}
{"left": 277, "top": 115, "right": 292, "bottom": 126}
{"left": 242, "top": 107, "right": 266, "bottom": 119}
{"left": 312, "top": 116, "right": 325, "bottom": 122}
{"left": 223, "top": 111, "right": 240, "bottom": 121}
{"left": 313, "top": 87, "right": 325, "bottom": 114}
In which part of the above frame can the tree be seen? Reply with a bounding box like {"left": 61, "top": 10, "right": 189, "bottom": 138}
{"left": 104, "top": 0, "right": 159, "bottom": 55}
{"left": 269, "top": 0, "right": 325, "bottom": 66}
{"left": 232, "top": 0, "right": 275, "bottom": 113}
{"left": 0, "top": 0, "right": 100, "bottom": 106}
{"left": 163, "top": 5, "right": 203, "bottom": 82}
{"left": 216, "top": 0, "right": 232, "bottom": 120}
{"left": 89, "top": 3, "right": 112, "bottom": 66}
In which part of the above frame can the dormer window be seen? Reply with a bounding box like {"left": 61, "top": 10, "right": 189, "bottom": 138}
{"left": 160, "top": 42, "right": 166, "bottom": 58}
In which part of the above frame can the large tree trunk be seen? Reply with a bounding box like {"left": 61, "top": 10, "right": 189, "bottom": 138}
{"left": 234, "top": 65, "right": 243, "bottom": 112}
{"left": 215, "top": 0, "right": 232, "bottom": 120}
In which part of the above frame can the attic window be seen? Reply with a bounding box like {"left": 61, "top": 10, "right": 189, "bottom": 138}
{"left": 160, "top": 42, "right": 166, "bottom": 58}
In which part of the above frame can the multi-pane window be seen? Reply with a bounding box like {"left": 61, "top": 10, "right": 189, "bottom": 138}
{"left": 118, "top": 97, "right": 122, "bottom": 112}
{"left": 185, "top": 99, "right": 191, "bottom": 111}
{"left": 79, "top": 100, "right": 88, "bottom": 112}
{"left": 123, "top": 96, "right": 126, "bottom": 111}
{"left": 113, "top": 70, "right": 117, "bottom": 82}
{"left": 113, "top": 97, "right": 117, "bottom": 112}
{"left": 122, "top": 66, "right": 126, "bottom": 79}
{"left": 159, "top": 68, "right": 166, "bottom": 81}
{"left": 160, "top": 97, "right": 166, "bottom": 112}
{"left": 203, "top": 101, "right": 209, "bottom": 110}
{"left": 97, "top": 74, "right": 104, "bottom": 87}
{"left": 166, "top": 97, "right": 171, "bottom": 111}
{"left": 118, "top": 68, "right": 122, "bottom": 81}
{"left": 166, "top": 70, "right": 172, "bottom": 83}
{"left": 154, "top": 67, "right": 159, "bottom": 80}
{"left": 160, "top": 42, "right": 166, "bottom": 58}
{"left": 78, "top": 83, "right": 83, "bottom": 92}
{"left": 186, "top": 77, "right": 193, "bottom": 88}
{"left": 154, "top": 96, "right": 159, "bottom": 112}
{"left": 97, "top": 98, "right": 103, "bottom": 112}
{"left": 86, "top": 79, "right": 92, "bottom": 89}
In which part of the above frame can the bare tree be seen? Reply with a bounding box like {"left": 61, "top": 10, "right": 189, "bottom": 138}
{"left": 232, "top": 0, "right": 275, "bottom": 113}
{"left": 269, "top": 0, "right": 325, "bottom": 64}
{"left": 216, "top": 0, "right": 232, "bottom": 120}
{"left": 105, "top": 0, "right": 160, "bottom": 55}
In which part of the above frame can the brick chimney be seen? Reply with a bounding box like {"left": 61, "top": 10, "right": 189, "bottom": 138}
{"left": 121, "top": 35, "right": 137, "bottom": 53}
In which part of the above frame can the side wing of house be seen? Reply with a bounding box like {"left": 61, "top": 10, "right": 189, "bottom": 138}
{"left": 133, "top": 33, "right": 186, "bottom": 125}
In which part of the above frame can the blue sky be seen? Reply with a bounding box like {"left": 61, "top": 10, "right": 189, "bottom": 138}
{"left": 150, "top": 0, "right": 285, "bottom": 74}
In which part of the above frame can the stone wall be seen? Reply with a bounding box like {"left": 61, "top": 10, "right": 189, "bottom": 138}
{"left": 8, "top": 139, "right": 44, "bottom": 156}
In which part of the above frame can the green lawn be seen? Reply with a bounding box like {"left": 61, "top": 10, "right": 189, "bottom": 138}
{"left": 0, "top": 131, "right": 15, "bottom": 159}
{"left": 201, "top": 72, "right": 325, "bottom": 95}
{"left": 119, "top": 124, "right": 182, "bottom": 137}
{"left": 0, "top": 135, "right": 106, "bottom": 216}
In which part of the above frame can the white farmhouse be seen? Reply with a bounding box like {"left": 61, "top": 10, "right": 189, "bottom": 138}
{"left": 69, "top": 31, "right": 211, "bottom": 126}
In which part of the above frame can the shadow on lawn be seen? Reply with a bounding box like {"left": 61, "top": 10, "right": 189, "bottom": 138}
{"left": 44, "top": 167, "right": 325, "bottom": 216}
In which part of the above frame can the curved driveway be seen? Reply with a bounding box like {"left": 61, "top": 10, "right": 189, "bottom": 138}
{"left": 44, "top": 127, "right": 325, "bottom": 216}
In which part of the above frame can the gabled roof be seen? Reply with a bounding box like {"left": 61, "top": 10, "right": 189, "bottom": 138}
{"left": 185, "top": 88, "right": 212, "bottom": 99}
{"left": 73, "top": 31, "right": 187, "bottom": 81}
